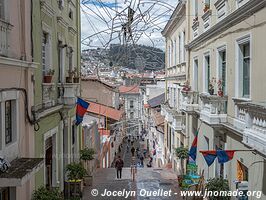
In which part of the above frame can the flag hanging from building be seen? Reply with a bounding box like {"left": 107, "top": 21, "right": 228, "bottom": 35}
{"left": 75, "top": 98, "right": 89, "bottom": 126}
{"left": 189, "top": 131, "right": 198, "bottom": 161}
{"left": 217, "top": 150, "right": 236, "bottom": 164}
{"left": 200, "top": 150, "right": 236, "bottom": 166}
{"left": 200, "top": 150, "right": 217, "bottom": 166}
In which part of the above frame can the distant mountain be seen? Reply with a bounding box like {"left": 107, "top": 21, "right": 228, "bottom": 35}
{"left": 109, "top": 44, "right": 165, "bottom": 71}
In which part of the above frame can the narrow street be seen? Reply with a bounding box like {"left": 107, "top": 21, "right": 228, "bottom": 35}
{"left": 83, "top": 138, "right": 180, "bottom": 200}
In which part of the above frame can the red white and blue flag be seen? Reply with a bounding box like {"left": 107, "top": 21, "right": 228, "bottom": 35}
{"left": 189, "top": 131, "right": 198, "bottom": 161}
{"left": 75, "top": 98, "right": 89, "bottom": 126}
{"left": 200, "top": 150, "right": 236, "bottom": 166}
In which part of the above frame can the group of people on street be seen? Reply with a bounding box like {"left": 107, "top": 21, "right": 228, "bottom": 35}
{"left": 114, "top": 135, "right": 153, "bottom": 178}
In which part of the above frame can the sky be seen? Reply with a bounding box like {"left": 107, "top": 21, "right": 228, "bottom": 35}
{"left": 80, "top": 0, "right": 179, "bottom": 50}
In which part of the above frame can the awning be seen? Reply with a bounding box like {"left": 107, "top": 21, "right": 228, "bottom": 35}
{"left": 0, "top": 158, "right": 44, "bottom": 187}
{"left": 87, "top": 101, "right": 124, "bottom": 121}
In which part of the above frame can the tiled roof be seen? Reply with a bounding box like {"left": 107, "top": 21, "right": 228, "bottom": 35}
{"left": 147, "top": 93, "right": 165, "bottom": 108}
{"left": 87, "top": 101, "right": 124, "bottom": 121}
{"left": 119, "top": 85, "right": 140, "bottom": 94}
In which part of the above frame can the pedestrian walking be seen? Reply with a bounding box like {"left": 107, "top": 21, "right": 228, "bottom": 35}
{"left": 115, "top": 156, "right": 124, "bottom": 179}
{"left": 126, "top": 144, "right": 129, "bottom": 152}
{"left": 131, "top": 146, "right": 135, "bottom": 156}
{"left": 140, "top": 154, "right": 144, "bottom": 167}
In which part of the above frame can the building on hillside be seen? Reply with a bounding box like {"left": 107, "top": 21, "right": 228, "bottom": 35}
{"left": 31, "top": 0, "right": 81, "bottom": 192}
{"left": 161, "top": 0, "right": 188, "bottom": 174}
{"left": 0, "top": 0, "right": 43, "bottom": 199}
{"left": 119, "top": 85, "right": 142, "bottom": 136}
{"left": 180, "top": 0, "right": 266, "bottom": 197}
{"left": 81, "top": 78, "right": 120, "bottom": 109}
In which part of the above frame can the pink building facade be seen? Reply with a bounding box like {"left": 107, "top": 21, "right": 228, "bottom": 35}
{"left": 0, "top": 0, "right": 43, "bottom": 199}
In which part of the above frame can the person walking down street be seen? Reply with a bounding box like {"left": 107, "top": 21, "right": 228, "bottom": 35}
{"left": 131, "top": 146, "right": 135, "bottom": 157}
{"left": 115, "top": 156, "right": 124, "bottom": 179}
{"left": 140, "top": 154, "right": 144, "bottom": 167}
{"left": 126, "top": 144, "right": 129, "bottom": 152}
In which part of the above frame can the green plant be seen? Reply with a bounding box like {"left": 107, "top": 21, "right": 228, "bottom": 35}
{"left": 175, "top": 147, "right": 189, "bottom": 175}
{"left": 66, "top": 163, "right": 87, "bottom": 181}
{"left": 80, "top": 148, "right": 95, "bottom": 161}
{"left": 205, "top": 178, "right": 230, "bottom": 200}
{"left": 80, "top": 148, "right": 95, "bottom": 176}
{"left": 32, "top": 186, "right": 63, "bottom": 200}
{"left": 175, "top": 147, "right": 189, "bottom": 159}
{"left": 46, "top": 69, "right": 55, "bottom": 76}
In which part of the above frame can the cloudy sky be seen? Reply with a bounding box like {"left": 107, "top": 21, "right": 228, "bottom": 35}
{"left": 80, "top": 0, "right": 178, "bottom": 50}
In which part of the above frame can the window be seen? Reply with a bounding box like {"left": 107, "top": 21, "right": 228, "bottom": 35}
{"left": 193, "top": 59, "right": 199, "bottom": 91}
{"left": 205, "top": 0, "right": 210, "bottom": 6}
{"left": 168, "top": 45, "right": 171, "bottom": 68}
{"left": 130, "top": 112, "right": 134, "bottom": 119}
{"left": 194, "top": 0, "right": 198, "bottom": 17}
{"left": 5, "top": 100, "right": 12, "bottom": 144}
{"left": 238, "top": 41, "right": 250, "bottom": 98}
{"left": 130, "top": 100, "right": 134, "bottom": 108}
{"left": 68, "top": 47, "right": 73, "bottom": 72}
{"left": 182, "top": 31, "right": 186, "bottom": 62}
{"left": 204, "top": 55, "right": 210, "bottom": 93}
{"left": 218, "top": 49, "right": 226, "bottom": 94}
{"left": 178, "top": 34, "right": 181, "bottom": 64}
{"left": 0, "top": 0, "right": 4, "bottom": 19}
{"left": 42, "top": 32, "right": 51, "bottom": 77}
{"left": 174, "top": 40, "right": 177, "bottom": 66}
{"left": 58, "top": 41, "right": 64, "bottom": 83}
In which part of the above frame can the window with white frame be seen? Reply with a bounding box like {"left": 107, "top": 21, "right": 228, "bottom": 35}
{"left": 205, "top": 0, "right": 210, "bottom": 6}
{"left": 204, "top": 54, "right": 211, "bottom": 93}
{"left": 42, "top": 32, "right": 51, "bottom": 77}
{"left": 178, "top": 34, "right": 181, "bottom": 64}
{"left": 218, "top": 48, "right": 227, "bottom": 94}
{"left": 215, "top": 0, "right": 227, "bottom": 21}
{"left": 193, "top": 58, "right": 199, "bottom": 91}
{"left": 236, "top": 0, "right": 250, "bottom": 8}
{"left": 182, "top": 31, "right": 186, "bottom": 62}
{"left": 238, "top": 41, "right": 250, "bottom": 98}
{"left": 168, "top": 45, "right": 171, "bottom": 68}
{"left": 130, "top": 100, "right": 134, "bottom": 108}
{"left": 174, "top": 40, "right": 177, "bottom": 66}
{"left": 68, "top": 47, "right": 73, "bottom": 72}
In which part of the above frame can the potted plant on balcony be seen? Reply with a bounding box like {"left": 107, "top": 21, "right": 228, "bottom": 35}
{"left": 65, "top": 163, "right": 87, "bottom": 198}
{"left": 204, "top": 3, "right": 210, "bottom": 13}
{"left": 66, "top": 69, "right": 75, "bottom": 83}
{"left": 73, "top": 68, "right": 80, "bottom": 83}
{"left": 217, "top": 79, "right": 224, "bottom": 97}
{"left": 43, "top": 69, "right": 55, "bottom": 83}
{"left": 182, "top": 80, "right": 191, "bottom": 93}
{"left": 80, "top": 147, "right": 95, "bottom": 186}
{"left": 208, "top": 77, "right": 216, "bottom": 95}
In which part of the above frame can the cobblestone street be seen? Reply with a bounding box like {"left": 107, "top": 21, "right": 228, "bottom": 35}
{"left": 83, "top": 138, "right": 181, "bottom": 200}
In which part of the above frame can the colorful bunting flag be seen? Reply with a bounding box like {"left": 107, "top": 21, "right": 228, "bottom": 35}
{"left": 200, "top": 150, "right": 217, "bottom": 166}
{"left": 189, "top": 131, "right": 198, "bottom": 161}
{"left": 200, "top": 150, "right": 236, "bottom": 166}
{"left": 217, "top": 150, "right": 235, "bottom": 164}
{"left": 75, "top": 98, "right": 89, "bottom": 126}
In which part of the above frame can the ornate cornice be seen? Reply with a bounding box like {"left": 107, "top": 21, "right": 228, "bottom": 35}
{"left": 187, "top": 0, "right": 266, "bottom": 50}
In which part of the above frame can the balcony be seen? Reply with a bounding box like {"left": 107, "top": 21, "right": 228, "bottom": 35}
{"left": 42, "top": 83, "right": 56, "bottom": 108}
{"left": 166, "top": 62, "right": 186, "bottom": 80}
{"left": 238, "top": 102, "right": 266, "bottom": 155}
{"left": 199, "top": 93, "right": 228, "bottom": 125}
{"left": 181, "top": 91, "right": 199, "bottom": 113}
{"left": 172, "top": 111, "right": 185, "bottom": 131}
{"left": 58, "top": 83, "right": 80, "bottom": 106}
{"left": 0, "top": 19, "right": 12, "bottom": 56}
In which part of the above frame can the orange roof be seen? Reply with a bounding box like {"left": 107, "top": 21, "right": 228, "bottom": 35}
{"left": 87, "top": 102, "right": 124, "bottom": 121}
{"left": 144, "top": 104, "right": 150, "bottom": 108}
{"left": 99, "top": 128, "right": 110, "bottom": 136}
{"left": 119, "top": 85, "right": 140, "bottom": 94}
